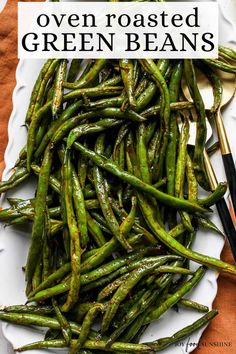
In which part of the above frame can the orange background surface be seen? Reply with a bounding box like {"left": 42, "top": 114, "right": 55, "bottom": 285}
{"left": 0, "top": 1, "right": 235, "bottom": 353}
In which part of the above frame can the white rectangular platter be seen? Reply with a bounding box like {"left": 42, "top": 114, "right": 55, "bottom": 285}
{"left": 0, "top": 0, "right": 236, "bottom": 353}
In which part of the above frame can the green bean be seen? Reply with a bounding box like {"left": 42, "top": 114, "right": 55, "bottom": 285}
{"left": 60, "top": 148, "right": 70, "bottom": 259}
{"left": 70, "top": 302, "right": 99, "bottom": 322}
{"left": 81, "top": 233, "right": 142, "bottom": 273}
{"left": 78, "top": 60, "right": 94, "bottom": 81}
{"left": 32, "top": 165, "right": 57, "bottom": 193}
{"left": 83, "top": 184, "right": 96, "bottom": 198}
{"left": 15, "top": 339, "right": 154, "bottom": 353}
{"left": 48, "top": 206, "right": 61, "bottom": 218}
{"left": 72, "top": 168, "right": 89, "bottom": 248}
{"left": 67, "top": 119, "right": 123, "bottom": 148}
{"left": 114, "top": 139, "right": 126, "bottom": 205}
{"left": 27, "top": 280, "right": 71, "bottom": 303}
{"left": 119, "top": 196, "right": 137, "bottom": 237}
{"left": 144, "top": 266, "right": 205, "bottom": 324}
{"left": 14, "top": 146, "right": 27, "bottom": 167}
{"left": 28, "top": 262, "right": 71, "bottom": 298}
{"left": 145, "top": 117, "right": 158, "bottom": 145}
{"left": 84, "top": 199, "right": 100, "bottom": 210}
{"left": 93, "top": 107, "right": 146, "bottom": 122}
{"left": 85, "top": 96, "right": 123, "bottom": 110}
{"left": 61, "top": 150, "right": 81, "bottom": 312}
{"left": 137, "top": 193, "right": 236, "bottom": 274}
{"left": 77, "top": 142, "right": 88, "bottom": 189}
{"left": 52, "top": 59, "right": 67, "bottom": 118}
{"left": 70, "top": 303, "right": 105, "bottom": 353}
{"left": 28, "top": 253, "right": 174, "bottom": 303}
{"left": 0, "top": 167, "right": 29, "bottom": 194}
{"left": 120, "top": 297, "right": 163, "bottom": 343}
{"left": 79, "top": 238, "right": 118, "bottom": 274}
{"left": 73, "top": 141, "right": 208, "bottom": 213}
{"left": 203, "top": 59, "right": 236, "bottom": 73}
{"left": 93, "top": 133, "right": 132, "bottom": 250}
{"left": 167, "top": 296, "right": 209, "bottom": 313}
{"left": 81, "top": 249, "right": 157, "bottom": 285}
{"left": 0, "top": 206, "right": 25, "bottom": 220}
{"left": 199, "top": 182, "right": 227, "bottom": 207}
{"left": 147, "top": 128, "right": 160, "bottom": 171}
{"left": 121, "top": 74, "right": 148, "bottom": 111}
{"left": 195, "top": 215, "right": 224, "bottom": 237}
{"left": 112, "top": 288, "right": 147, "bottom": 328}
{"left": 97, "top": 273, "right": 130, "bottom": 301}
{"left": 121, "top": 254, "right": 192, "bottom": 342}
{"left": 155, "top": 265, "right": 194, "bottom": 275}
{"left": 109, "top": 266, "right": 197, "bottom": 344}
{"left": 97, "top": 74, "right": 122, "bottom": 88}
{"left": 52, "top": 298, "right": 72, "bottom": 344}
{"left": 179, "top": 211, "right": 193, "bottom": 232}
{"left": 50, "top": 220, "right": 64, "bottom": 236}
{"left": 25, "top": 145, "right": 53, "bottom": 283}
{"left": 175, "top": 118, "right": 189, "bottom": 197}
{"left": 0, "top": 312, "right": 96, "bottom": 338}
{"left": 93, "top": 217, "right": 112, "bottom": 235}
{"left": 34, "top": 100, "right": 83, "bottom": 158}
{"left": 42, "top": 211, "right": 51, "bottom": 281}
{"left": 166, "top": 61, "right": 183, "bottom": 196}
{"left": 136, "top": 123, "right": 151, "bottom": 184}
{"left": 196, "top": 61, "right": 222, "bottom": 114}
{"left": 135, "top": 76, "right": 149, "bottom": 97}
{"left": 175, "top": 117, "right": 193, "bottom": 231}
{"left": 1, "top": 305, "right": 53, "bottom": 315}
{"left": 67, "top": 59, "right": 82, "bottom": 82}
{"left": 184, "top": 60, "right": 210, "bottom": 190}
{"left": 64, "top": 59, "right": 108, "bottom": 89}
{"left": 106, "top": 288, "right": 158, "bottom": 346}
{"left": 11, "top": 207, "right": 34, "bottom": 220}
{"left": 219, "top": 46, "right": 236, "bottom": 61}
{"left": 35, "top": 115, "right": 51, "bottom": 148}
{"left": 7, "top": 197, "right": 31, "bottom": 207}
{"left": 53, "top": 109, "right": 143, "bottom": 148}
{"left": 102, "top": 256, "right": 177, "bottom": 332}
{"left": 136, "top": 59, "right": 169, "bottom": 112}
{"left": 62, "top": 86, "right": 123, "bottom": 102}
{"left": 90, "top": 211, "right": 110, "bottom": 230}
{"left": 139, "top": 59, "right": 170, "bottom": 178}
{"left": 86, "top": 211, "right": 106, "bottom": 247}
{"left": 81, "top": 254, "right": 174, "bottom": 294}
{"left": 31, "top": 256, "right": 42, "bottom": 294}
{"left": 80, "top": 268, "right": 126, "bottom": 294}
{"left": 142, "top": 101, "right": 193, "bottom": 118}
{"left": 7, "top": 215, "right": 29, "bottom": 226}
{"left": 146, "top": 310, "right": 218, "bottom": 351}
{"left": 27, "top": 86, "right": 122, "bottom": 169}
{"left": 153, "top": 178, "right": 167, "bottom": 189}
{"left": 110, "top": 198, "right": 158, "bottom": 245}
{"left": 25, "top": 59, "right": 59, "bottom": 125}
{"left": 119, "top": 59, "right": 137, "bottom": 109}
{"left": 186, "top": 154, "right": 198, "bottom": 200}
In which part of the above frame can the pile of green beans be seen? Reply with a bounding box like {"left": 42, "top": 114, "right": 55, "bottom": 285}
{"left": 1, "top": 48, "right": 236, "bottom": 353}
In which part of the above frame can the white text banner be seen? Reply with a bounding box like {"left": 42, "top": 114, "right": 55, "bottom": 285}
{"left": 18, "top": 2, "right": 218, "bottom": 59}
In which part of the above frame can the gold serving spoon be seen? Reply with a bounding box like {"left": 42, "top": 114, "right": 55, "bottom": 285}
{"left": 183, "top": 67, "right": 236, "bottom": 214}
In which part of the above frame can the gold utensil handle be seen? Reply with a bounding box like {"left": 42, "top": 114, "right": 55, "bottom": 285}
{"left": 216, "top": 109, "right": 231, "bottom": 155}
{"left": 203, "top": 149, "right": 218, "bottom": 190}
